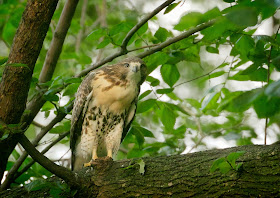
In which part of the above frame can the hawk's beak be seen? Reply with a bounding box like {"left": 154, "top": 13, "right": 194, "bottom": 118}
{"left": 132, "top": 66, "right": 139, "bottom": 73}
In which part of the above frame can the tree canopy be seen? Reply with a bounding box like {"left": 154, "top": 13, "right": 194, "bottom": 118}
{"left": 0, "top": 0, "right": 280, "bottom": 196}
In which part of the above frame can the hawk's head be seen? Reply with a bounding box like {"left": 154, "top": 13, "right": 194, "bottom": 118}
{"left": 120, "top": 57, "right": 147, "bottom": 86}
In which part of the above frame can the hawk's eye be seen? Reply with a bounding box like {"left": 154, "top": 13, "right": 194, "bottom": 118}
{"left": 124, "top": 63, "right": 130, "bottom": 67}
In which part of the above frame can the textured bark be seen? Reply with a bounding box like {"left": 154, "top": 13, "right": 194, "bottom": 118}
{"left": 1, "top": 143, "right": 279, "bottom": 197}
{"left": 0, "top": 0, "right": 58, "bottom": 182}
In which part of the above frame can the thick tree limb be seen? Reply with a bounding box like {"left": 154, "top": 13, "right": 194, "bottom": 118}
{"left": 0, "top": 0, "right": 58, "bottom": 183}
{"left": 1, "top": 143, "right": 279, "bottom": 197}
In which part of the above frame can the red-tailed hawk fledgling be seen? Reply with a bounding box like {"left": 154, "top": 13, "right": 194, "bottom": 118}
{"left": 70, "top": 57, "right": 147, "bottom": 171}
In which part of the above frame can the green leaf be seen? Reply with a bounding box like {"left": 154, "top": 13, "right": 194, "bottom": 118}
{"left": 136, "top": 99, "right": 157, "bottom": 113}
{"left": 86, "top": 28, "right": 106, "bottom": 41}
{"left": 0, "top": 57, "right": 8, "bottom": 66}
{"left": 206, "top": 46, "right": 219, "bottom": 54}
{"left": 161, "top": 107, "right": 176, "bottom": 130}
{"left": 25, "top": 179, "right": 50, "bottom": 192}
{"left": 144, "top": 52, "right": 169, "bottom": 73}
{"left": 160, "top": 64, "right": 180, "bottom": 87}
{"left": 154, "top": 27, "right": 169, "bottom": 42}
{"left": 139, "top": 90, "right": 152, "bottom": 100}
{"left": 201, "top": 18, "right": 238, "bottom": 41}
{"left": 146, "top": 76, "right": 160, "bottom": 87}
{"left": 208, "top": 71, "right": 225, "bottom": 79}
{"left": 50, "top": 121, "right": 70, "bottom": 134}
{"left": 219, "top": 89, "right": 263, "bottom": 112}
{"left": 63, "top": 83, "right": 79, "bottom": 96}
{"left": 226, "top": 7, "right": 258, "bottom": 27}
{"left": 201, "top": 84, "right": 223, "bottom": 111}
{"left": 210, "top": 157, "right": 233, "bottom": 174}
{"left": 264, "top": 80, "right": 280, "bottom": 97}
{"left": 210, "top": 157, "right": 226, "bottom": 173}
{"left": 109, "top": 22, "right": 132, "bottom": 36}
{"left": 133, "top": 126, "right": 154, "bottom": 138}
{"left": 202, "top": 7, "right": 221, "bottom": 21}
{"left": 97, "top": 37, "right": 111, "bottom": 49}
{"left": 231, "top": 35, "right": 255, "bottom": 57}
{"left": 131, "top": 128, "right": 145, "bottom": 148}
{"left": 78, "top": 54, "right": 92, "bottom": 64}
{"left": 253, "top": 94, "right": 280, "bottom": 118}
{"left": 43, "top": 89, "right": 59, "bottom": 102}
{"left": 0, "top": 133, "right": 8, "bottom": 140}
{"left": 156, "top": 88, "right": 174, "bottom": 94}
{"left": 137, "top": 22, "right": 148, "bottom": 36}
{"left": 136, "top": 159, "right": 145, "bottom": 175}
{"left": 164, "top": 2, "right": 180, "bottom": 14}
{"left": 2, "top": 21, "right": 17, "bottom": 44}
{"left": 226, "top": 151, "right": 245, "bottom": 169}
{"left": 174, "top": 12, "right": 203, "bottom": 31}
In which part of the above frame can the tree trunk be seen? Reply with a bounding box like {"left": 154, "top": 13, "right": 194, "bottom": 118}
{"left": 1, "top": 143, "right": 279, "bottom": 197}
{"left": 0, "top": 0, "right": 58, "bottom": 181}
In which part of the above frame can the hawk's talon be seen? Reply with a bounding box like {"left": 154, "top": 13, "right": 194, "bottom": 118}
{"left": 83, "top": 159, "right": 95, "bottom": 167}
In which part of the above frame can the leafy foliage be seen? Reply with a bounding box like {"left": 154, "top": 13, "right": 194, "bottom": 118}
{"left": 1, "top": 0, "right": 280, "bottom": 188}
{"left": 210, "top": 151, "right": 245, "bottom": 174}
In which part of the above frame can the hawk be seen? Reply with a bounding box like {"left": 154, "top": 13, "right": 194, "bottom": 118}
{"left": 70, "top": 57, "right": 147, "bottom": 171}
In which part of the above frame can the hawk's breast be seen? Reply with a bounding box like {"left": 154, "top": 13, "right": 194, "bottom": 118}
{"left": 91, "top": 71, "right": 139, "bottom": 113}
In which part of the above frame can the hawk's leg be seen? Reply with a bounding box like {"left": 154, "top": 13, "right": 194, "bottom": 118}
{"left": 83, "top": 147, "right": 98, "bottom": 167}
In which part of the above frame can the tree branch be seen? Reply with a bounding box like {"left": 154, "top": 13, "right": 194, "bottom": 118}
{"left": 76, "top": 0, "right": 175, "bottom": 78}
{"left": 20, "top": 0, "right": 80, "bottom": 130}
{"left": 121, "top": 0, "right": 175, "bottom": 51}
{"left": 0, "top": 112, "right": 68, "bottom": 190}
{"left": 75, "top": 0, "right": 88, "bottom": 52}
{"left": 137, "top": 20, "right": 216, "bottom": 59}
{"left": 1, "top": 143, "right": 279, "bottom": 197}
{"left": 0, "top": 0, "right": 59, "bottom": 183}
{"left": 39, "top": 0, "right": 80, "bottom": 83}
{"left": 14, "top": 131, "right": 70, "bottom": 182}
{"left": 17, "top": 134, "right": 80, "bottom": 188}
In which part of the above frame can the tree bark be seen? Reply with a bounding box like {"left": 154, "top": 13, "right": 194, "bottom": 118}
{"left": 0, "top": 143, "right": 279, "bottom": 197}
{"left": 0, "top": 0, "right": 58, "bottom": 181}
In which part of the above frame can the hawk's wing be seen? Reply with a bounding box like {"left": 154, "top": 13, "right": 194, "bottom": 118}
{"left": 70, "top": 71, "right": 95, "bottom": 170}
{"left": 121, "top": 98, "right": 138, "bottom": 142}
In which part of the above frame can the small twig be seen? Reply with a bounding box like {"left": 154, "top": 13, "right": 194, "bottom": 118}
{"left": 174, "top": 64, "right": 221, "bottom": 88}
{"left": 121, "top": 0, "right": 175, "bottom": 51}
{"left": 128, "top": 44, "right": 160, "bottom": 53}
{"left": 75, "top": 0, "right": 88, "bottom": 52}
{"left": 137, "top": 20, "right": 216, "bottom": 59}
